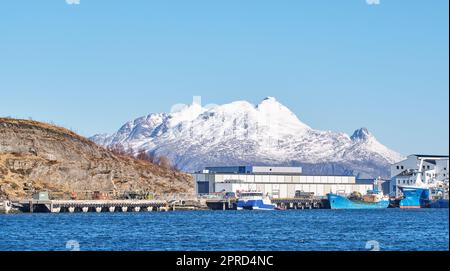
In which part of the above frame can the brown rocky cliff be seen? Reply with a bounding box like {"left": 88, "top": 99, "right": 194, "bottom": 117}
{"left": 0, "top": 118, "right": 194, "bottom": 200}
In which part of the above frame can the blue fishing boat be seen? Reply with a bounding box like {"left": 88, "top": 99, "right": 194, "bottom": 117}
{"left": 429, "top": 187, "right": 449, "bottom": 208}
{"left": 398, "top": 186, "right": 430, "bottom": 209}
{"left": 327, "top": 178, "right": 389, "bottom": 209}
{"left": 327, "top": 192, "right": 389, "bottom": 209}
{"left": 236, "top": 191, "right": 276, "bottom": 211}
{"left": 398, "top": 186, "right": 449, "bottom": 208}
{"left": 398, "top": 156, "right": 449, "bottom": 209}
{"left": 430, "top": 199, "right": 449, "bottom": 208}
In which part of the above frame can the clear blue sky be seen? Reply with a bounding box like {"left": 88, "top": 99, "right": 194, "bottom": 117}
{"left": 0, "top": 0, "right": 448, "bottom": 155}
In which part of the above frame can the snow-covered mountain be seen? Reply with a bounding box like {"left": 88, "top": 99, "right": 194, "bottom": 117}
{"left": 90, "top": 97, "right": 404, "bottom": 178}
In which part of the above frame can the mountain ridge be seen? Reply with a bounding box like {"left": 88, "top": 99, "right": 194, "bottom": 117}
{"left": 91, "top": 98, "right": 404, "bottom": 178}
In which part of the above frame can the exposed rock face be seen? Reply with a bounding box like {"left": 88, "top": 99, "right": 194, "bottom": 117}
{"left": 0, "top": 118, "right": 193, "bottom": 200}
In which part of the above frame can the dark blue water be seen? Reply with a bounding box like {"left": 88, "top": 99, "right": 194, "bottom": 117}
{"left": 0, "top": 209, "right": 448, "bottom": 251}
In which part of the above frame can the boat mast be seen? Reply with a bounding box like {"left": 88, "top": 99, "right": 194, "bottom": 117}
{"left": 374, "top": 177, "right": 382, "bottom": 193}
{"left": 415, "top": 158, "right": 425, "bottom": 187}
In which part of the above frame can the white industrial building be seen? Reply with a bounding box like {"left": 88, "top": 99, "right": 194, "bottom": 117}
{"left": 390, "top": 154, "right": 449, "bottom": 197}
{"left": 193, "top": 166, "right": 373, "bottom": 198}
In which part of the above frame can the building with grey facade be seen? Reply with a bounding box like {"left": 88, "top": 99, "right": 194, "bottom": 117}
{"left": 193, "top": 166, "right": 374, "bottom": 198}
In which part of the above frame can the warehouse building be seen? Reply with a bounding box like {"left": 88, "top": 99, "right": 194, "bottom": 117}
{"left": 193, "top": 166, "right": 373, "bottom": 198}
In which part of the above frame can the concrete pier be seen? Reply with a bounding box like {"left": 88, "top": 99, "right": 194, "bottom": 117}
{"left": 269, "top": 198, "right": 325, "bottom": 210}
{"left": 18, "top": 199, "right": 168, "bottom": 214}
{"left": 205, "top": 199, "right": 237, "bottom": 210}
{"left": 205, "top": 197, "right": 326, "bottom": 211}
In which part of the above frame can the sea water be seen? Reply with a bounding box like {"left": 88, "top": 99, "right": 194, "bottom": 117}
{"left": 0, "top": 209, "right": 448, "bottom": 251}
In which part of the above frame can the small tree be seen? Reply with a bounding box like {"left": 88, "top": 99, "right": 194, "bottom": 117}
{"left": 158, "top": 156, "right": 172, "bottom": 170}
{"left": 136, "top": 150, "right": 155, "bottom": 164}
{"left": 109, "top": 145, "right": 127, "bottom": 156}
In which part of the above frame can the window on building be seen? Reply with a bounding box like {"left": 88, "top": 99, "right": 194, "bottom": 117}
{"left": 401, "top": 166, "right": 404, "bottom": 170}
{"left": 197, "top": 182, "right": 209, "bottom": 194}
{"left": 397, "top": 166, "right": 400, "bottom": 170}
{"left": 427, "top": 166, "right": 430, "bottom": 169}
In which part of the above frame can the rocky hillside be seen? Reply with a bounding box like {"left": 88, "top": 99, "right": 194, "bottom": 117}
{"left": 0, "top": 118, "right": 193, "bottom": 200}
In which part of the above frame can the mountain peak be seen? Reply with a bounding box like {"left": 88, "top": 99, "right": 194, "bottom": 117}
{"left": 351, "top": 127, "right": 372, "bottom": 141}
{"left": 258, "top": 96, "right": 283, "bottom": 107}
{"left": 263, "top": 96, "right": 277, "bottom": 102}
{"left": 255, "top": 97, "right": 311, "bottom": 131}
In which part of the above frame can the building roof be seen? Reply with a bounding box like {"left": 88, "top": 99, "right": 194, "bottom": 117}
{"left": 412, "top": 154, "right": 449, "bottom": 159}
{"left": 196, "top": 172, "right": 355, "bottom": 177}
{"left": 204, "top": 165, "right": 303, "bottom": 175}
